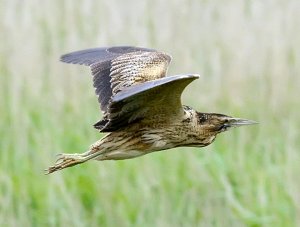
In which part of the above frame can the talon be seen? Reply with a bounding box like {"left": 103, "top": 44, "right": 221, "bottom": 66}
{"left": 55, "top": 156, "right": 66, "bottom": 164}
{"left": 45, "top": 153, "right": 88, "bottom": 174}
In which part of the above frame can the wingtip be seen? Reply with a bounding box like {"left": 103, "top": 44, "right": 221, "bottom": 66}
{"left": 181, "top": 74, "right": 200, "bottom": 79}
{"left": 171, "top": 74, "right": 200, "bottom": 79}
{"left": 59, "top": 53, "right": 71, "bottom": 63}
{"left": 59, "top": 54, "right": 91, "bottom": 66}
{"left": 192, "top": 73, "right": 201, "bottom": 78}
{"left": 59, "top": 56, "right": 65, "bottom": 63}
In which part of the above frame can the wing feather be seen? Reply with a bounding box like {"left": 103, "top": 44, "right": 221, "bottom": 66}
{"left": 60, "top": 46, "right": 196, "bottom": 133}
{"left": 109, "top": 51, "right": 171, "bottom": 94}
{"left": 97, "top": 74, "right": 200, "bottom": 132}
{"left": 60, "top": 46, "right": 171, "bottom": 114}
{"left": 60, "top": 46, "right": 156, "bottom": 66}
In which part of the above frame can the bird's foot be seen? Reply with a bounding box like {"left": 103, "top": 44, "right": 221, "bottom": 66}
{"left": 45, "top": 153, "right": 87, "bottom": 174}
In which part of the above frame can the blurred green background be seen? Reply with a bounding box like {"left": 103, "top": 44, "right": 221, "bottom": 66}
{"left": 0, "top": 0, "right": 300, "bottom": 226}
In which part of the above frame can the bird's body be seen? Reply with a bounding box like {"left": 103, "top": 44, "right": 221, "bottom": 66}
{"left": 46, "top": 46, "right": 256, "bottom": 174}
{"left": 89, "top": 107, "right": 216, "bottom": 160}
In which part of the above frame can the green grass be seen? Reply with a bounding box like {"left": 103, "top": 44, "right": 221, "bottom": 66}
{"left": 1, "top": 0, "right": 300, "bottom": 226}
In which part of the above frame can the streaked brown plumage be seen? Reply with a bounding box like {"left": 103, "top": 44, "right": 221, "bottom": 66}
{"left": 45, "top": 46, "right": 257, "bottom": 174}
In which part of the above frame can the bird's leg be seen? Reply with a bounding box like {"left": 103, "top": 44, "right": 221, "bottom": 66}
{"left": 45, "top": 136, "right": 111, "bottom": 174}
{"left": 45, "top": 152, "right": 88, "bottom": 174}
{"left": 45, "top": 147, "right": 106, "bottom": 175}
{"left": 45, "top": 135, "right": 111, "bottom": 174}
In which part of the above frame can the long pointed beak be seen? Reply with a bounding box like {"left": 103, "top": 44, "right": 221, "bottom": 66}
{"left": 228, "top": 118, "right": 258, "bottom": 127}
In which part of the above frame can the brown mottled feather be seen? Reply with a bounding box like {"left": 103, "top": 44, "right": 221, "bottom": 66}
{"left": 109, "top": 51, "right": 171, "bottom": 94}
{"left": 61, "top": 46, "right": 173, "bottom": 132}
{"left": 61, "top": 46, "right": 161, "bottom": 113}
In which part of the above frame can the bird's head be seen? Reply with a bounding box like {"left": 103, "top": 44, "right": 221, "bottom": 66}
{"left": 198, "top": 113, "right": 257, "bottom": 135}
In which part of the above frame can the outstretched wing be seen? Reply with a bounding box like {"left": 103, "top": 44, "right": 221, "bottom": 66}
{"left": 60, "top": 46, "right": 171, "bottom": 113}
{"left": 97, "top": 74, "right": 200, "bottom": 132}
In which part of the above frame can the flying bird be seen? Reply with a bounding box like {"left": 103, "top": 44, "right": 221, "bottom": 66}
{"left": 46, "top": 46, "right": 256, "bottom": 174}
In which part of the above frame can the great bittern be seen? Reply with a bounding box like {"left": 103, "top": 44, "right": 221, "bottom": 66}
{"left": 46, "top": 46, "right": 256, "bottom": 174}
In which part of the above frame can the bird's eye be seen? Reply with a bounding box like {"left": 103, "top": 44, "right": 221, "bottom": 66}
{"left": 199, "top": 115, "right": 206, "bottom": 123}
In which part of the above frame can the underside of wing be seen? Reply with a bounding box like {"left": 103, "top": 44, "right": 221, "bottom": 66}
{"left": 109, "top": 51, "right": 171, "bottom": 95}
{"left": 95, "top": 74, "right": 200, "bottom": 132}
{"left": 60, "top": 46, "right": 172, "bottom": 113}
